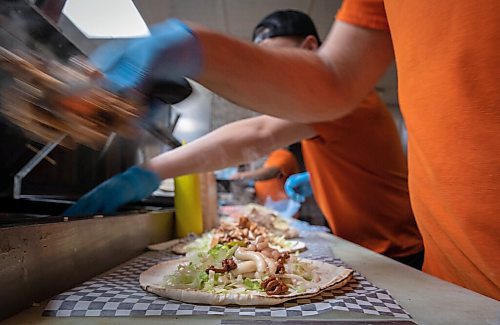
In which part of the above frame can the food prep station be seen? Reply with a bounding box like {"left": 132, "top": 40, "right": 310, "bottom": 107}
{"left": 3, "top": 230, "right": 499, "bottom": 324}
{"left": 0, "top": 1, "right": 498, "bottom": 324}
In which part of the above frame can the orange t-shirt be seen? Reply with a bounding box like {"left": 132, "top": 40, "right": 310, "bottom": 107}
{"left": 337, "top": 0, "right": 500, "bottom": 299}
{"left": 302, "top": 90, "right": 422, "bottom": 259}
{"left": 254, "top": 149, "right": 299, "bottom": 203}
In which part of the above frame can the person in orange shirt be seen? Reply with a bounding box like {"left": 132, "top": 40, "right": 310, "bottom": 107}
{"left": 69, "top": 1, "right": 499, "bottom": 299}
{"left": 233, "top": 148, "right": 300, "bottom": 204}
{"left": 66, "top": 10, "right": 423, "bottom": 269}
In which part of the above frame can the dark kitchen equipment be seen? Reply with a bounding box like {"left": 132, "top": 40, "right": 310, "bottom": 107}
{"left": 0, "top": 3, "right": 182, "bottom": 321}
{"left": 0, "top": 0, "right": 187, "bottom": 207}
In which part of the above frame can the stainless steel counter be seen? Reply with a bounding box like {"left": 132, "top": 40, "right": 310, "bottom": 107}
{"left": 0, "top": 210, "right": 174, "bottom": 320}
{"left": 4, "top": 231, "right": 499, "bottom": 325}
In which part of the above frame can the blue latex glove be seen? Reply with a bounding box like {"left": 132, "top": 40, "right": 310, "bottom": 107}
{"left": 284, "top": 172, "right": 313, "bottom": 203}
{"left": 89, "top": 19, "right": 201, "bottom": 92}
{"left": 64, "top": 166, "right": 161, "bottom": 216}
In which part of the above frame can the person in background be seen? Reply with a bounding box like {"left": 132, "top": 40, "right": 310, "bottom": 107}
{"left": 232, "top": 147, "right": 299, "bottom": 205}
{"left": 65, "top": 10, "right": 424, "bottom": 270}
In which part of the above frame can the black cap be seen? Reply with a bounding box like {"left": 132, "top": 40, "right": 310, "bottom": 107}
{"left": 252, "top": 10, "right": 320, "bottom": 44}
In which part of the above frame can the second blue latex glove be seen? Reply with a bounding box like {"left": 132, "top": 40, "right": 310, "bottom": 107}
{"left": 285, "top": 172, "right": 313, "bottom": 203}
{"left": 64, "top": 166, "right": 161, "bottom": 217}
{"left": 90, "top": 19, "right": 202, "bottom": 92}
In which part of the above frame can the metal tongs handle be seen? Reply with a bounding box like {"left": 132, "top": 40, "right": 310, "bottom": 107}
{"left": 13, "top": 134, "right": 73, "bottom": 203}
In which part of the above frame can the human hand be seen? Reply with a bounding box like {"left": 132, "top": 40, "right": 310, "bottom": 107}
{"left": 89, "top": 19, "right": 201, "bottom": 92}
{"left": 284, "top": 172, "right": 312, "bottom": 203}
{"left": 64, "top": 165, "right": 161, "bottom": 216}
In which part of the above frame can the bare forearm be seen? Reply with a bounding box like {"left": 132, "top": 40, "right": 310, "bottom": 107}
{"left": 147, "top": 116, "right": 311, "bottom": 180}
{"left": 194, "top": 26, "right": 345, "bottom": 122}
{"left": 234, "top": 167, "right": 281, "bottom": 181}
{"left": 191, "top": 22, "right": 394, "bottom": 123}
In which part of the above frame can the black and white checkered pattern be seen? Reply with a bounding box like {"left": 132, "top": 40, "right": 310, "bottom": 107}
{"left": 43, "top": 233, "right": 411, "bottom": 319}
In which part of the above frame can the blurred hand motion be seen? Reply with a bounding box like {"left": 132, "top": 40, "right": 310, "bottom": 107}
{"left": 0, "top": 47, "right": 143, "bottom": 149}
{"left": 284, "top": 172, "right": 313, "bottom": 203}
{"left": 0, "top": 17, "right": 200, "bottom": 150}
{"left": 90, "top": 19, "right": 201, "bottom": 93}
{"left": 64, "top": 166, "right": 161, "bottom": 217}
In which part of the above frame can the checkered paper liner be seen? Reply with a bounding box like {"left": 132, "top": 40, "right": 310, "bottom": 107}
{"left": 43, "top": 233, "right": 411, "bottom": 319}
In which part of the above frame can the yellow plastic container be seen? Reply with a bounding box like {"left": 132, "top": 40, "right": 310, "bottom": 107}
{"left": 174, "top": 172, "right": 204, "bottom": 238}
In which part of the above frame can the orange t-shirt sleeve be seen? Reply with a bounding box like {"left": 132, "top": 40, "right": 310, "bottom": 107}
{"left": 264, "top": 149, "right": 299, "bottom": 178}
{"left": 336, "top": 0, "right": 390, "bottom": 31}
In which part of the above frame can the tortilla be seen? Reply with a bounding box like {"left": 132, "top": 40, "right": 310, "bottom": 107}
{"left": 148, "top": 238, "right": 184, "bottom": 252}
{"left": 269, "top": 239, "right": 306, "bottom": 253}
{"left": 140, "top": 257, "right": 353, "bottom": 306}
{"left": 148, "top": 233, "right": 199, "bottom": 252}
{"left": 171, "top": 242, "right": 190, "bottom": 255}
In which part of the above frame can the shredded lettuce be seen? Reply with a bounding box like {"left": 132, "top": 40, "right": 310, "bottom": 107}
{"left": 270, "top": 235, "right": 295, "bottom": 249}
{"left": 207, "top": 244, "right": 238, "bottom": 262}
{"left": 288, "top": 260, "right": 315, "bottom": 281}
{"left": 243, "top": 278, "right": 263, "bottom": 291}
{"left": 290, "top": 284, "right": 306, "bottom": 293}
{"left": 163, "top": 244, "right": 237, "bottom": 290}
{"left": 163, "top": 262, "right": 208, "bottom": 289}
{"left": 184, "top": 234, "right": 213, "bottom": 256}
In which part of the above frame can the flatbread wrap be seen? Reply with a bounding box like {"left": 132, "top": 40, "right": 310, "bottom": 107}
{"left": 140, "top": 245, "right": 352, "bottom": 306}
